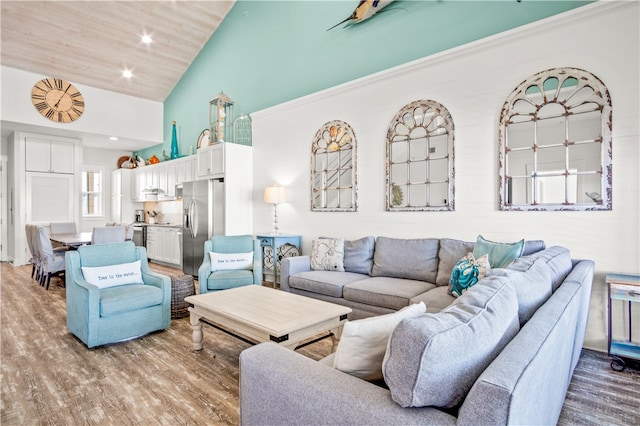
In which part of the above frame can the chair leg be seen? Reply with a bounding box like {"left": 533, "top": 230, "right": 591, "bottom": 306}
{"left": 31, "top": 264, "right": 35, "bottom": 278}
{"left": 46, "top": 273, "right": 51, "bottom": 290}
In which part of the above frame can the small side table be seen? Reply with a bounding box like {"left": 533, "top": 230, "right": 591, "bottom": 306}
{"left": 606, "top": 273, "right": 640, "bottom": 371}
{"left": 171, "top": 274, "right": 195, "bottom": 319}
{"left": 257, "top": 234, "right": 302, "bottom": 287}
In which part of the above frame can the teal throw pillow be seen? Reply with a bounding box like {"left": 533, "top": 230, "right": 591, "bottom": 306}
{"left": 449, "top": 253, "right": 490, "bottom": 298}
{"left": 472, "top": 235, "right": 525, "bottom": 268}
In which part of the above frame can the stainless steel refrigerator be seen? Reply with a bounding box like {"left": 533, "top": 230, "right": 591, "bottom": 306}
{"left": 182, "top": 179, "right": 224, "bottom": 276}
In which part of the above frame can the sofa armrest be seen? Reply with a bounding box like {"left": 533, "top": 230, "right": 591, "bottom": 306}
{"left": 239, "top": 342, "right": 456, "bottom": 426}
{"left": 280, "top": 255, "right": 311, "bottom": 292}
{"left": 458, "top": 279, "right": 583, "bottom": 426}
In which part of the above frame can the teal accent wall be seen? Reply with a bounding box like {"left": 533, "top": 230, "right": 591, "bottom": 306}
{"left": 139, "top": 0, "right": 590, "bottom": 159}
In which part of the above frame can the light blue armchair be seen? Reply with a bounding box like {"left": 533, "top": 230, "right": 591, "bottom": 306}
{"left": 198, "top": 235, "right": 262, "bottom": 294}
{"left": 66, "top": 241, "right": 171, "bottom": 348}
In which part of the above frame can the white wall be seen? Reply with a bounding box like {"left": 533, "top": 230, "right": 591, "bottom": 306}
{"left": 1, "top": 66, "right": 163, "bottom": 149}
{"left": 252, "top": 1, "right": 639, "bottom": 351}
{"left": 81, "top": 147, "right": 132, "bottom": 231}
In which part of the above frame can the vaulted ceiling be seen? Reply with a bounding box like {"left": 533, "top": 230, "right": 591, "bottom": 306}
{"left": 1, "top": 0, "right": 236, "bottom": 102}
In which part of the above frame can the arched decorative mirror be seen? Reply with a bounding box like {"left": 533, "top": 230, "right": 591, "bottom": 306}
{"left": 499, "top": 67, "right": 612, "bottom": 211}
{"left": 311, "top": 120, "right": 357, "bottom": 211}
{"left": 386, "top": 99, "right": 455, "bottom": 211}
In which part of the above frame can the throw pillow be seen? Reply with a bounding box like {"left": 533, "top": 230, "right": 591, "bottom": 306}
{"left": 320, "top": 236, "right": 375, "bottom": 275}
{"left": 382, "top": 275, "right": 520, "bottom": 408}
{"left": 333, "top": 302, "right": 426, "bottom": 381}
{"left": 435, "top": 238, "right": 476, "bottom": 286}
{"left": 472, "top": 234, "right": 524, "bottom": 268}
{"left": 310, "top": 238, "right": 345, "bottom": 272}
{"left": 81, "top": 260, "right": 143, "bottom": 289}
{"left": 371, "top": 237, "right": 439, "bottom": 282}
{"left": 209, "top": 252, "right": 253, "bottom": 272}
{"left": 449, "top": 253, "right": 490, "bottom": 297}
{"left": 488, "top": 258, "right": 552, "bottom": 325}
{"left": 344, "top": 236, "right": 376, "bottom": 275}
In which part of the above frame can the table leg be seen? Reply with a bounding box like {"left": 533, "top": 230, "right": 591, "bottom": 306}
{"left": 329, "top": 324, "right": 345, "bottom": 353}
{"left": 190, "top": 313, "right": 203, "bottom": 351}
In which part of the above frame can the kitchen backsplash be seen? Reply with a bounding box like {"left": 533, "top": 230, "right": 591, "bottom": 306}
{"left": 143, "top": 200, "right": 183, "bottom": 225}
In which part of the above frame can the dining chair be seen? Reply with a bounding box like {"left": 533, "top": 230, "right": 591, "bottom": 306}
{"left": 25, "top": 224, "right": 39, "bottom": 280}
{"left": 107, "top": 223, "right": 135, "bottom": 241}
{"left": 91, "top": 226, "right": 126, "bottom": 245}
{"left": 35, "top": 226, "right": 66, "bottom": 289}
{"left": 50, "top": 222, "right": 77, "bottom": 234}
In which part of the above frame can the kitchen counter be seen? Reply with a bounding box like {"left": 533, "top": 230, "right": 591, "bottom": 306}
{"left": 134, "top": 223, "right": 182, "bottom": 228}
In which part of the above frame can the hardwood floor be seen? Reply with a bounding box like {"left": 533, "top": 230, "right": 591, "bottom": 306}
{"left": 1, "top": 261, "right": 639, "bottom": 425}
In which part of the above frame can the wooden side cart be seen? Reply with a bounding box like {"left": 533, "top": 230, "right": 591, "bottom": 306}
{"left": 606, "top": 273, "right": 640, "bottom": 371}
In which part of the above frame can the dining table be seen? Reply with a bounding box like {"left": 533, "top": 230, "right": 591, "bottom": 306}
{"left": 50, "top": 232, "right": 93, "bottom": 248}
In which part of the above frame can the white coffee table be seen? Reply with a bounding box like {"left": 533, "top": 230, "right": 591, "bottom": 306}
{"left": 185, "top": 285, "right": 352, "bottom": 351}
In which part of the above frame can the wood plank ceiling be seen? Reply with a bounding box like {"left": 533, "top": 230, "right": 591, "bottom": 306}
{"left": 1, "top": 0, "right": 236, "bottom": 102}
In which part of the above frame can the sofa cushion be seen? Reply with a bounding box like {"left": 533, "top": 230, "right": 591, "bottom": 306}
{"left": 344, "top": 277, "right": 435, "bottom": 310}
{"left": 508, "top": 246, "right": 572, "bottom": 292}
{"left": 410, "top": 286, "right": 456, "bottom": 313}
{"left": 344, "top": 236, "right": 375, "bottom": 275}
{"left": 289, "top": 271, "right": 369, "bottom": 298}
{"left": 382, "top": 275, "right": 520, "bottom": 408}
{"left": 488, "top": 258, "right": 552, "bottom": 325}
{"left": 449, "top": 253, "right": 490, "bottom": 297}
{"left": 206, "top": 270, "right": 255, "bottom": 291}
{"left": 100, "top": 284, "right": 164, "bottom": 317}
{"left": 310, "top": 239, "right": 345, "bottom": 272}
{"left": 333, "top": 302, "right": 426, "bottom": 381}
{"left": 473, "top": 235, "right": 524, "bottom": 268}
{"left": 435, "top": 238, "right": 476, "bottom": 286}
{"left": 371, "top": 237, "right": 439, "bottom": 282}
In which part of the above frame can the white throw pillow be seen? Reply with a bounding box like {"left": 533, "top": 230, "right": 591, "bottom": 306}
{"left": 333, "top": 302, "right": 426, "bottom": 381}
{"left": 310, "top": 238, "right": 345, "bottom": 272}
{"left": 209, "top": 252, "right": 253, "bottom": 272}
{"left": 81, "top": 260, "right": 143, "bottom": 289}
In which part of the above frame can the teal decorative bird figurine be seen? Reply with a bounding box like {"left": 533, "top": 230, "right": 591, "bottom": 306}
{"left": 327, "top": 0, "right": 395, "bottom": 30}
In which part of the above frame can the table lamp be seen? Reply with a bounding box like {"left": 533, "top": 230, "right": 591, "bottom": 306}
{"left": 264, "top": 185, "right": 287, "bottom": 234}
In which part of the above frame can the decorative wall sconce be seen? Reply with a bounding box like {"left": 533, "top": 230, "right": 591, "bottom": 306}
{"left": 209, "top": 92, "right": 235, "bottom": 144}
{"left": 264, "top": 185, "right": 287, "bottom": 234}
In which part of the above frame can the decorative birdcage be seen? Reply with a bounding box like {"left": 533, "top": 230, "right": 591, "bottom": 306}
{"left": 234, "top": 114, "right": 252, "bottom": 146}
{"left": 209, "top": 92, "right": 235, "bottom": 144}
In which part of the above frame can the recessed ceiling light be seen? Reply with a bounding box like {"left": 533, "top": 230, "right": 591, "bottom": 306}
{"left": 122, "top": 69, "right": 133, "bottom": 79}
{"left": 141, "top": 34, "right": 152, "bottom": 44}
{"left": 109, "top": 136, "right": 118, "bottom": 141}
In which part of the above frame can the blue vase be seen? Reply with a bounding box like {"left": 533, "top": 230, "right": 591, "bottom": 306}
{"left": 170, "top": 121, "right": 179, "bottom": 159}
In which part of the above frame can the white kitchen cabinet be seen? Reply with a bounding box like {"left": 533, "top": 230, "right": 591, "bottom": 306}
{"left": 26, "top": 172, "right": 75, "bottom": 223}
{"left": 193, "top": 143, "right": 253, "bottom": 235}
{"left": 133, "top": 157, "right": 192, "bottom": 201}
{"left": 176, "top": 156, "right": 195, "bottom": 184}
{"left": 162, "top": 227, "right": 182, "bottom": 266}
{"left": 159, "top": 161, "right": 177, "bottom": 198}
{"left": 133, "top": 165, "right": 159, "bottom": 201}
{"left": 25, "top": 137, "right": 74, "bottom": 174}
{"left": 196, "top": 144, "right": 224, "bottom": 178}
{"left": 146, "top": 226, "right": 160, "bottom": 259}
{"left": 146, "top": 226, "right": 181, "bottom": 267}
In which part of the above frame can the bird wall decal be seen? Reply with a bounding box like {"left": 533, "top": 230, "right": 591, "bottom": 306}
{"left": 327, "top": 0, "right": 396, "bottom": 30}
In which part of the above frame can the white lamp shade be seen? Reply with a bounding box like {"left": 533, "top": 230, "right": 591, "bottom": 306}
{"left": 264, "top": 185, "right": 287, "bottom": 204}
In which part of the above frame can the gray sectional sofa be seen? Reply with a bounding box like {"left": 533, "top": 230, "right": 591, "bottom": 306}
{"left": 239, "top": 236, "right": 594, "bottom": 425}
{"left": 281, "top": 236, "right": 547, "bottom": 318}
